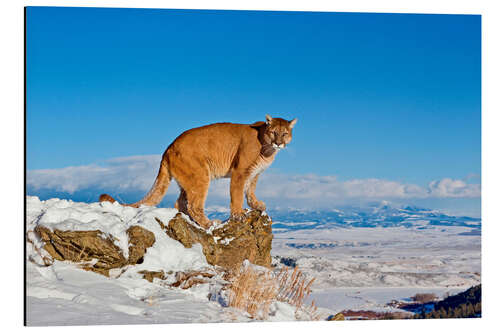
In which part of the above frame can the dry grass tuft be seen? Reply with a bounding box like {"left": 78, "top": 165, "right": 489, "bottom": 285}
{"left": 227, "top": 264, "right": 278, "bottom": 320}
{"left": 306, "top": 300, "right": 322, "bottom": 321}
{"left": 227, "top": 263, "right": 320, "bottom": 320}
{"left": 276, "top": 266, "right": 316, "bottom": 309}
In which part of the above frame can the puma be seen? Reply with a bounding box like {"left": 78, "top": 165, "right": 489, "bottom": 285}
{"left": 99, "top": 115, "right": 297, "bottom": 229}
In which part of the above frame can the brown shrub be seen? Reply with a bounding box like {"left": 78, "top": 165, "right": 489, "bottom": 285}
{"left": 227, "top": 263, "right": 278, "bottom": 319}
{"left": 411, "top": 293, "right": 438, "bottom": 303}
{"left": 276, "top": 266, "right": 316, "bottom": 309}
{"left": 227, "top": 263, "right": 319, "bottom": 320}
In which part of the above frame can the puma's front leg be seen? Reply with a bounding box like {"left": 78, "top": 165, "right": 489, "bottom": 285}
{"left": 230, "top": 172, "right": 247, "bottom": 221}
{"left": 245, "top": 174, "right": 266, "bottom": 211}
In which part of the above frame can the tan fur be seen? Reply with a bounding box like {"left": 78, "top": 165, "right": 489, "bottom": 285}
{"left": 99, "top": 115, "right": 297, "bottom": 229}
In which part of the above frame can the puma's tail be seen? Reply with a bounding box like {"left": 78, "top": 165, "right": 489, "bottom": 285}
{"left": 99, "top": 156, "right": 171, "bottom": 208}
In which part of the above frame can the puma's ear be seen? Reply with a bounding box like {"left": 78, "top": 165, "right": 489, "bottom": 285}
{"left": 289, "top": 118, "right": 298, "bottom": 128}
{"left": 265, "top": 114, "right": 273, "bottom": 125}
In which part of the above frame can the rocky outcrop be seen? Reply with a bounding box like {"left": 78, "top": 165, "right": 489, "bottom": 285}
{"left": 139, "top": 269, "right": 220, "bottom": 289}
{"left": 126, "top": 226, "right": 156, "bottom": 264}
{"left": 35, "top": 225, "right": 155, "bottom": 276}
{"left": 33, "top": 209, "right": 273, "bottom": 279}
{"left": 156, "top": 210, "right": 273, "bottom": 270}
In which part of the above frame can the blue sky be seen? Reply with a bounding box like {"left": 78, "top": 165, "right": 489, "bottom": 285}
{"left": 26, "top": 7, "right": 481, "bottom": 216}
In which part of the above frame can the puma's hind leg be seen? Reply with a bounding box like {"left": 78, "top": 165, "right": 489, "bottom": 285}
{"left": 169, "top": 151, "right": 212, "bottom": 229}
{"left": 174, "top": 187, "right": 188, "bottom": 215}
{"left": 245, "top": 174, "right": 266, "bottom": 211}
{"left": 176, "top": 175, "right": 212, "bottom": 229}
{"left": 186, "top": 184, "right": 212, "bottom": 229}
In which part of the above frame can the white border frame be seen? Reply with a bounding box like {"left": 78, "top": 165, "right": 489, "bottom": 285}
{"left": 2, "top": 1, "right": 498, "bottom": 332}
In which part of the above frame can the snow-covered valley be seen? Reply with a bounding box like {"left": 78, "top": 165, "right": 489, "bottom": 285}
{"left": 272, "top": 225, "right": 480, "bottom": 314}
{"left": 271, "top": 205, "right": 480, "bottom": 314}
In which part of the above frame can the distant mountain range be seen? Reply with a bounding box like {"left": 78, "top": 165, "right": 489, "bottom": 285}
{"left": 26, "top": 191, "right": 481, "bottom": 233}
{"left": 206, "top": 204, "right": 481, "bottom": 232}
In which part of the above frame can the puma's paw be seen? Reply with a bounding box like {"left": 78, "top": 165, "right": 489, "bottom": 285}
{"left": 251, "top": 200, "right": 266, "bottom": 212}
{"left": 230, "top": 211, "right": 246, "bottom": 222}
{"left": 197, "top": 217, "right": 213, "bottom": 230}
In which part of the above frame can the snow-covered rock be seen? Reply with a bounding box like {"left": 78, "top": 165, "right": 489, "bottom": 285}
{"left": 162, "top": 209, "right": 273, "bottom": 270}
{"left": 27, "top": 196, "right": 210, "bottom": 277}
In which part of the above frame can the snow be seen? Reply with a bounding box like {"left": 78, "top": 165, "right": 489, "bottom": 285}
{"left": 26, "top": 261, "right": 227, "bottom": 325}
{"left": 308, "top": 287, "right": 465, "bottom": 314}
{"left": 25, "top": 196, "right": 301, "bottom": 326}
{"left": 272, "top": 226, "right": 480, "bottom": 289}
{"left": 272, "top": 217, "right": 480, "bottom": 315}
{"left": 26, "top": 196, "right": 481, "bottom": 325}
{"left": 27, "top": 196, "right": 209, "bottom": 274}
{"left": 220, "top": 237, "right": 235, "bottom": 245}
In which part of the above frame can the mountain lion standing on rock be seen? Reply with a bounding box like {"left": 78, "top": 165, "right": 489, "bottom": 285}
{"left": 99, "top": 115, "right": 297, "bottom": 229}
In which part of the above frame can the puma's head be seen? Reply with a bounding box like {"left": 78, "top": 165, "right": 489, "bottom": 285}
{"left": 264, "top": 114, "right": 297, "bottom": 150}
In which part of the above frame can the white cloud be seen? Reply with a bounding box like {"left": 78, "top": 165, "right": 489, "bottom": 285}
{"left": 27, "top": 155, "right": 481, "bottom": 206}
{"left": 27, "top": 155, "right": 163, "bottom": 194}
{"left": 250, "top": 174, "right": 480, "bottom": 201}
{"left": 427, "top": 178, "right": 481, "bottom": 198}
